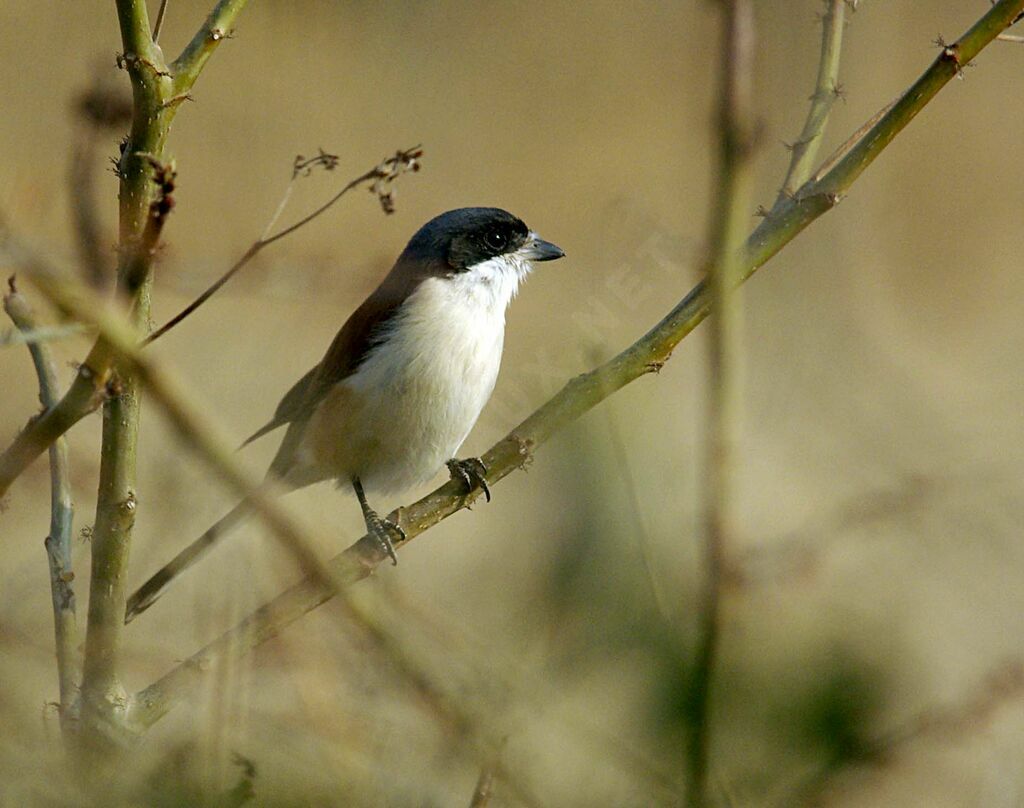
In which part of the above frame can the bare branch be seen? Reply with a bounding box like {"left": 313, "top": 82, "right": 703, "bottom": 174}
{"left": 3, "top": 279, "right": 79, "bottom": 727}
{"left": 171, "top": 0, "right": 250, "bottom": 95}
{"left": 687, "top": 2, "right": 757, "bottom": 805}
{"left": 0, "top": 228, "right": 110, "bottom": 500}
{"left": 777, "top": 0, "right": 850, "bottom": 201}
{"left": 73, "top": 0, "right": 250, "bottom": 744}
{"left": 144, "top": 146, "right": 423, "bottom": 346}
{"left": 119, "top": 0, "right": 1024, "bottom": 729}
{"left": 152, "top": 0, "right": 170, "bottom": 43}
{"left": 25, "top": 273, "right": 505, "bottom": 757}
{"left": 0, "top": 323, "right": 90, "bottom": 348}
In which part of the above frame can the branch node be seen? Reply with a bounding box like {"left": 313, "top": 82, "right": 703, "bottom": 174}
{"left": 159, "top": 92, "right": 193, "bottom": 111}
{"left": 116, "top": 52, "right": 171, "bottom": 79}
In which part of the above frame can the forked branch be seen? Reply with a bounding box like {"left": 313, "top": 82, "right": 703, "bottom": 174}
{"left": 122, "top": 0, "right": 1024, "bottom": 729}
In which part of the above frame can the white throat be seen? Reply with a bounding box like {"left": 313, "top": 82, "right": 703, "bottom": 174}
{"left": 446, "top": 252, "right": 533, "bottom": 314}
{"left": 327, "top": 254, "right": 533, "bottom": 494}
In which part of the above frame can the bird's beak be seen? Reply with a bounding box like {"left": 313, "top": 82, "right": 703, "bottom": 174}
{"left": 520, "top": 232, "right": 565, "bottom": 262}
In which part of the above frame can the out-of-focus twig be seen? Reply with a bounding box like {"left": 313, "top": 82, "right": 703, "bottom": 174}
{"left": 777, "top": 0, "right": 850, "bottom": 202}
{"left": 0, "top": 226, "right": 110, "bottom": 501}
{"left": 143, "top": 145, "right": 423, "bottom": 346}
{"left": 3, "top": 279, "right": 79, "bottom": 728}
{"left": 0, "top": 323, "right": 90, "bottom": 348}
{"left": 468, "top": 753, "right": 499, "bottom": 808}
{"left": 790, "top": 659, "right": 1024, "bottom": 807}
{"left": 123, "top": 0, "right": 1024, "bottom": 731}
{"left": 27, "top": 272, "right": 516, "bottom": 765}
{"left": 69, "top": 71, "right": 133, "bottom": 288}
{"left": 687, "top": 2, "right": 757, "bottom": 806}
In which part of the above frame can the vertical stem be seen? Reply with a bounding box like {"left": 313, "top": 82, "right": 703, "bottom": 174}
{"left": 2, "top": 287, "right": 79, "bottom": 729}
{"left": 687, "top": 1, "right": 756, "bottom": 805}
{"left": 78, "top": 0, "right": 169, "bottom": 741}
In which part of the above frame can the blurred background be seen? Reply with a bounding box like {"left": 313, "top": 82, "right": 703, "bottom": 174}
{"left": 2, "top": 1, "right": 1023, "bottom": 805}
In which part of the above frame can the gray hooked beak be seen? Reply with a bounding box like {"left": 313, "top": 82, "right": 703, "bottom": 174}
{"left": 520, "top": 232, "right": 565, "bottom": 262}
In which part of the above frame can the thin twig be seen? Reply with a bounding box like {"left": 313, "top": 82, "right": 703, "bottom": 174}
{"left": 602, "top": 398, "right": 671, "bottom": 621}
{"left": 118, "top": 0, "right": 1024, "bottom": 729}
{"left": 777, "top": 0, "right": 849, "bottom": 202}
{"left": 26, "top": 272, "right": 509, "bottom": 762}
{"left": 143, "top": 146, "right": 423, "bottom": 346}
{"left": 3, "top": 280, "right": 79, "bottom": 728}
{"left": 686, "top": 2, "right": 756, "bottom": 806}
{"left": 0, "top": 323, "right": 90, "bottom": 348}
{"left": 997, "top": 32, "right": 1024, "bottom": 42}
{"left": 5, "top": 0, "right": 1016, "bottom": 503}
{"left": 152, "top": 0, "right": 169, "bottom": 43}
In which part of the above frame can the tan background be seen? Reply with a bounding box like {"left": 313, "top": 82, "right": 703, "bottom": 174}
{"left": 1, "top": 1, "right": 1023, "bottom": 805}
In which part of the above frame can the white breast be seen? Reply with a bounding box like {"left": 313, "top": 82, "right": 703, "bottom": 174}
{"left": 324, "top": 254, "right": 530, "bottom": 494}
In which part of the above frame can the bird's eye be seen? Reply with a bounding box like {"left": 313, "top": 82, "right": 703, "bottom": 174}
{"left": 483, "top": 230, "right": 507, "bottom": 251}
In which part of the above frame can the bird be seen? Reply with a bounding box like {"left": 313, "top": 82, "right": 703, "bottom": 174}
{"left": 125, "top": 207, "right": 564, "bottom": 622}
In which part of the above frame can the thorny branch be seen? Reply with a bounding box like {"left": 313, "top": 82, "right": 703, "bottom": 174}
{"left": 26, "top": 274, "right": 530, "bottom": 788}
{"left": 777, "top": 0, "right": 850, "bottom": 203}
{"left": 0, "top": 0, "right": 250, "bottom": 504}
{"left": 117, "top": 0, "right": 1024, "bottom": 732}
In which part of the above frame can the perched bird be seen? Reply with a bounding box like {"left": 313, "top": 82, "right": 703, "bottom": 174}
{"left": 125, "top": 207, "right": 564, "bottom": 621}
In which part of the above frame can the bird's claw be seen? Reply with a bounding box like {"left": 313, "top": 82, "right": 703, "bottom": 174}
{"left": 364, "top": 509, "right": 404, "bottom": 565}
{"left": 446, "top": 457, "right": 491, "bottom": 503}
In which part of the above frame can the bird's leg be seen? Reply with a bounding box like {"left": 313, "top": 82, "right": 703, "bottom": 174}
{"left": 352, "top": 477, "right": 403, "bottom": 565}
{"left": 446, "top": 457, "right": 491, "bottom": 503}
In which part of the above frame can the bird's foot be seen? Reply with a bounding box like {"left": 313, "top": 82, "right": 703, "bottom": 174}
{"left": 446, "top": 457, "right": 491, "bottom": 503}
{"left": 363, "top": 507, "right": 404, "bottom": 566}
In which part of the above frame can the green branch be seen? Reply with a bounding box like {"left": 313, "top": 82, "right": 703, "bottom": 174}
{"left": 777, "top": 0, "right": 849, "bottom": 202}
{"left": 74, "top": 0, "right": 249, "bottom": 745}
{"left": 26, "top": 274, "right": 495, "bottom": 753}
{"left": 687, "top": 1, "right": 757, "bottom": 804}
{"left": 124, "top": 0, "right": 1024, "bottom": 729}
{"left": 171, "top": 0, "right": 249, "bottom": 95}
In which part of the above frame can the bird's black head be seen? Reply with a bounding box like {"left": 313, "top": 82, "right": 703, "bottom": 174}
{"left": 403, "top": 207, "right": 564, "bottom": 272}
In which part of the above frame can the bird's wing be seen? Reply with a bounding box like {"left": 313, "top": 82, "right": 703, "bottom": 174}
{"left": 240, "top": 365, "right": 319, "bottom": 447}
{"left": 247, "top": 254, "right": 431, "bottom": 478}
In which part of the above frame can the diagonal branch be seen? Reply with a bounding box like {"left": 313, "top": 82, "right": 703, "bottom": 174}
{"left": 0, "top": 0, "right": 252, "bottom": 502}
{"left": 25, "top": 274, "right": 506, "bottom": 762}
{"left": 125, "top": 0, "right": 1024, "bottom": 728}
{"left": 171, "top": 0, "right": 250, "bottom": 95}
{"left": 3, "top": 280, "right": 79, "bottom": 726}
{"left": 777, "top": 0, "right": 850, "bottom": 202}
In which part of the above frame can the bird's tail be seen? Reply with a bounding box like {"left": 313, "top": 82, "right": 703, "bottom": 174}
{"left": 124, "top": 499, "right": 254, "bottom": 624}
